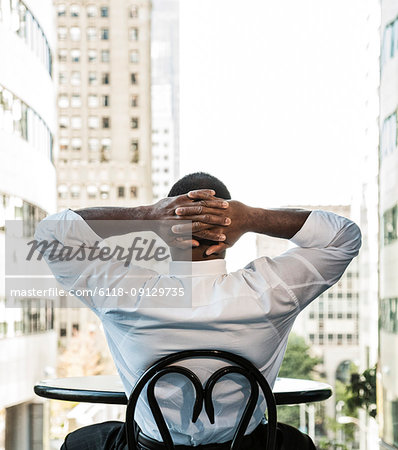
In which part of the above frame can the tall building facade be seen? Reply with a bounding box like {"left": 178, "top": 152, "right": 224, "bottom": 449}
{"left": 0, "top": 0, "right": 57, "bottom": 448}
{"left": 379, "top": 1, "right": 398, "bottom": 447}
{"left": 54, "top": 0, "right": 152, "bottom": 343}
{"left": 151, "top": 0, "right": 179, "bottom": 200}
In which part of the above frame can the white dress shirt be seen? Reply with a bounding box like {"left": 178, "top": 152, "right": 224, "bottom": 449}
{"left": 34, "top": 209, "right": 361, "bottom": 446}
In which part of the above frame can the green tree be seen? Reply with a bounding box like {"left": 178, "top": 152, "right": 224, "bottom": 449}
{"left": 277, "top": 334, "right": 321, "bottom": 427}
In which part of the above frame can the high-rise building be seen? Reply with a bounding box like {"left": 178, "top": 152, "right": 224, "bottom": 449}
{"left": 379, "top": 1, "right": 398, "bottom": 448}
{"left": 54, "top": 0, "right": 152, "bottom": 344}
{"left": 0, "top": 0, "right": 57, "bottom": 448}
{"left": 151, "top": 0, "right": 179, "bottom": 200}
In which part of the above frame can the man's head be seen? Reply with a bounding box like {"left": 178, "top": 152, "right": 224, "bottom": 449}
{"left": 168, "top": 172, "right": 231, "bottom": 261}
{"left": 168, "top": 172, "right": 231, "bottom": 200}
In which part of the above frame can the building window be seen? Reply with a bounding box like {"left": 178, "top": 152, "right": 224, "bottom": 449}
{"left": 89, "top": 138, "right": 99, "bottom": 152}
{"left": 118, "top": 186, "right": 125, "bottom": 198}
{"left": 129, "top": 28, "right": 138, "bottom": 41}
{"left": 101, "top": 138, "right": 111, "bottom": 162}
{"left": 129, "top": 6, "right": 139, "bottom": 18}
{"left": 71, "top": 71, "right": 81, "bottom": 85}
{"left": 58, "top": 49, "right": 67, "bottom": 62}
{"left": 131, "top": 95, "right": 138, "bottom": 107}
{"left": 88, "top": 49, "right": 97, "bottom": 62}
{"left": 101, "top": 50, "right": 110, "bottom": 63}
{"left": 100, "top": 185, "right": 110, "bottom": 199}
{"left": 88, "top": 95, "right": 99, "bottom": 108}
{"left": 59, "top": 138, "right": 68, "bottom": 151}
{"left": 328, "top": 334, "right": 333, "bottom": 343}
{"left": 383, "top": 204, "right": 398, "bottom": 245}
{"left": 87, "top": 27, "right": 97, "bottom": 41}
{"left": 100, "top": 6, "right": 109, "bottom": 17}
{"left": 58, "top": 95, "right": 69, "bottom": 108}
{"left": 309, "top": 334, "right": 315, "bottom": 343}
{"left": 70, "top": 4, "right": 80, "bottom": 17}
{"left": 71, "top": 185, "right": 80, "bottom": 198}
{"left": 58, "top": 27, "right": 67, "bottom": 40}
{"left": 88, "top": 72, "right": 97, "bottom": 85}
{"left": 130, "top": 50, "right": 139, "bottom": 63}
{"left": 380, "top": 112, "right": 397, "bottom": 160}
{"left": 71, "top": 95, "right": 81, "bottom": 108}
{"left": 347, "top": 312, "right": 353, "bottom": 319}
{"left": 328, "top": 312, "right": 333, "bottom": 319}
{"left": 337, "top": 312, "right": 343, "bottom": 319}
{"left": 87, "top": 5, "right": 97, "bottom": 17}
{"left": 309, "top": 312, "right": 314, "bottom": 319}
{"left": 87, "top": 185, "right": 98, "bottom": 198}
{"left": 102, "top": 117, "right": 110, "bottom": 128}
{"left": 70, "top": 26, "right": 81, "bottom": 41}
{"left": 71, "top": 49, "right": 80, "bottom": 62}
{"left": 59, "top": 116, "right": 69, "bottom": 129}
{"left": 71, "top": 138, "right": 82, "bottom": 151}
{"left": 130, "top": 186, "right": 138, "bottom": 198}
{"left": 382, "top": 19, "right": 398, "bottom": 69}
{"left": 130, "top": 140, "right": 139, "bottom": 163}
{"left": 131, "top": 118, "right": 139, "bottom": 129}
{"left": 102, "top": 95, "right": 110, "bottom": 107}
{"left": 101, "top": 28, "right": 109, "bottom": 40}
{"left": 337, "top": 334, "right": 343, "bottom": 345}
{"left": 58, "top": 185, "right": 68, "bottom": 199}
{"left": 88, "top": 116, "right": 99, "bottom": 129}
{"left": 71, "top": 116, "right": 82, "bottom": 129}
{"left": 131, "top": 73, "right": 138, "bottom": 85}
{"left": 58, "top": 4, "right": 66, "bottom": 16}
{"left": 102, "top": 73, "right": 110, "bottom": 84}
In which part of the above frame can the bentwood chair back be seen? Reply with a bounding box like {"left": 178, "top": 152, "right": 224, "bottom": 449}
{"left": 125, "top": 349, "right": 277, "bottom": 450}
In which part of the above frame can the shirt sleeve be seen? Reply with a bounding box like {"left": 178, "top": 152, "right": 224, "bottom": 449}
{"left": 246, "top": 210, "right": 362, "bottom": 312}
{"left": 34, "top": 209, "right": 157, "bottom": 310}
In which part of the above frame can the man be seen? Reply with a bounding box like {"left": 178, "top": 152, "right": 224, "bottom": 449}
{"left": 34, "top": 172, "right": 361, "bottom": 449}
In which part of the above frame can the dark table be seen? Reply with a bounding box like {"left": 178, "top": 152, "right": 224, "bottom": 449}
{"left": 34, "top": 375, "right": 332, "bottom": 405}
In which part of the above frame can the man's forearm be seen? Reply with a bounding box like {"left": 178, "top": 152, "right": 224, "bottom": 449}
{"left": 246, "top": 207, "right": 311, "bottom": 240}
{"left": 74, "top": 206, "right": 153, "bottom": 238}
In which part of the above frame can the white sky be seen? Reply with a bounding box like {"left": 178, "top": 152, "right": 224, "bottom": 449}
{"left": 178, "top": 0, "right": 378, "bottom": 267}
{"left": 179, "top": 0, "right": 375, "bottom": 208}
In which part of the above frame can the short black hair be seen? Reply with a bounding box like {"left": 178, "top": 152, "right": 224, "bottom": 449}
{"left": 168, "top": 172, "right": 231, "bottom": 199}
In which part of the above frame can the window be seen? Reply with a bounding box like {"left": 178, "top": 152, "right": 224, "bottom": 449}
{"left": 88, "top": 116, "right": 99, "bottom": 129}
{"left": 328, "top": 334, "right": 333, "bottom": 343}
{"left": 71, "top": 185, "right": 80, "bottom": 198}
{"left": 309, "top": 334, "right": 315, "bottom": 343}
{"left": 129, "top": 6, "right": 138, "bottom": 18}
{"left": 328, "top": 312, "right": 334, "bottom": 319}
{"left": 88, "top": 95, "right": 99, "bottom": 108}
{"left": 131, "top": 117, "right": 139, "bottom": 129}
{"left": 130, "top": 50, "right": 139, "bottom": 63}
{"left": 58, "top": 185, "right": 68, "bottom": 199}
{"left": 59, "top": 138, "right": 68, "bottom": 151}
{"left": 130, "top": 140, "right": 139, "bottom": 163}
{"left": 88, "top": 72, "right": 97, "bottom": 85}
{"left": 383, "top": 204, "right": 398, "bottom": 245}
{"left": 71, "top": 116, "right": 82, "bottom": 129}
{"left": 102, "top": 73, "right": 110, "bottom": 84}
{"left": 58, "top": 49, "right": 67, "bottom": 62}
{"left": 70, "top": 27, "right": 81, "bottom": 41}
{"left": 101, "top": 50, "right": 110, "bottom": 62}
{"left": 102, "top": 117, "right": 110, "bottom": 128}
{"left": 71, "top": 71, "right": 81, "bottom": 85}
{"left": 131, "top": 95, "right": 138, "bottom": 107}
{"left": 59, "top": 72, "right": 67, "bottom": 84}
{"left": 70, "top": 4, "right": 80, "bottom": 17}
{"left": 309, "top": 312, "right": 314, "bottom": 319}
{"left": 58, "top": 27, "right": 67, "bottom": 40}
{"left": 87, "top": 185, "right": 98, "bottom": 198}
{"left": 101, "top": 28, "right": 109, "bottom": 40}
{"left": 87, "top": 5, "right": 97, "bottom": 17}
{"left": 71, "top": 138, "right": 81, "bottom": 151}
{"left": 88, "top": 49, "right": 97, "bottom": 62}
{"left": 100, "top": 185, "right": 110, "bottom": 199}
{"left": 129, "top": 28, "right": 138, "bottom": 41}
{"left": 130, "top": 186, "right": 138, "bottom": 198}
{"left": 89, "top": 138, "right": 99, "bottom": 152}
{"left": 381, "top": 112, "right": 398, "bottom": 160}
{"left": 59, "top": 116, "right": 69, "bottom": 128}
{"left": 58, "top": 95, "right": 69, "bottom": 108}
{"left": 70, "top": 49, "right": 80, "bottom": 62}
{"left": 347, "top": 312, "right": 353, "bottom": 319}
{"left": 101, "top": 138, "right": 111, "bottom": 161}
{"left": 87, "top": 27, "right": 97, "bottom": 41}
{"left": 337, "top": 312, "right": 343, "bottom": 319}
{"left": 337, "top": 334, "right": 343, "bottom": 345}
{"left": 100, "top": 6, "right": 109, "bottom": 17}
{"left": 318, "top": 313, "right": 324, "bottom": 319}
{"left": 102, "top": 95, "right": 110, "bottom": 107}
{"left": 118, "top": 186, "right": 125, "bottom": 198}
{"left": 71, "top": 96, "right": 81, "bottom": 112}
{"left": 57, "top": 4, "right": 66, "bottom": 16}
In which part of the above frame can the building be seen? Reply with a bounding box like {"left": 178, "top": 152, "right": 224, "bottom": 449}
{"left": 256, "top": 205, "right": 360, "bottom": 420}
{"left": 379, "top": 1, "right": 398, "bottom": 448}
{"left": 151, "top": 0, "right": 179, "bottom": 200}
{"left": 0, "top": 0, "right": 57, "bottom": 448}
{"left": 54, "top": 0, "right": 152, "bottom": 344}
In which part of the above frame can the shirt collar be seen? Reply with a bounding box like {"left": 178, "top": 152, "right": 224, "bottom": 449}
{"left": 169, "top": 259, "right": 227, "bottom": 276}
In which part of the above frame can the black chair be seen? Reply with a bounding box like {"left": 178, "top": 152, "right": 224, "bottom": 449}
{"left": 125, "top": 349, "right": 277, "bottom": 450}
